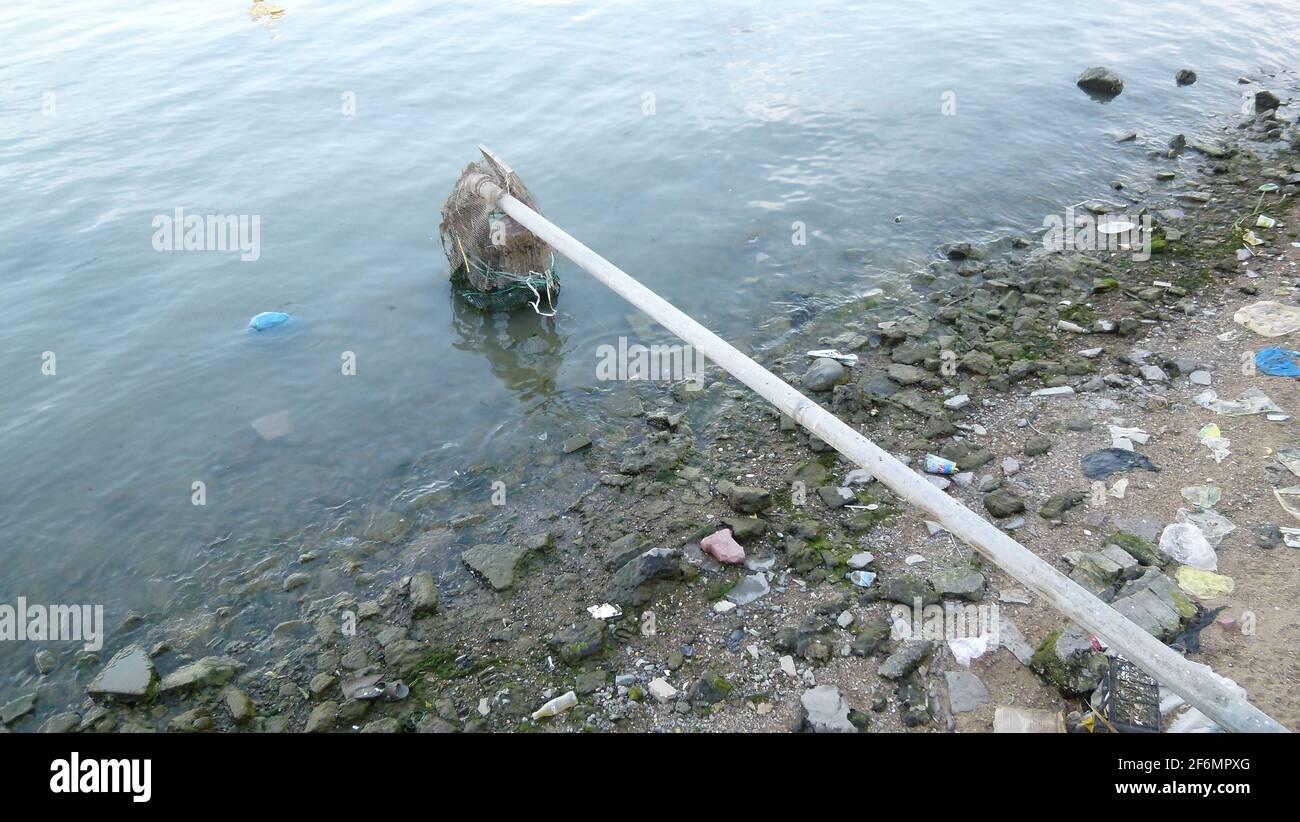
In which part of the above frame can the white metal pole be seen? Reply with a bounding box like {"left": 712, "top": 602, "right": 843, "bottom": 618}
{"left": 464, "top": 162, "right": 1286, "bottom": 733}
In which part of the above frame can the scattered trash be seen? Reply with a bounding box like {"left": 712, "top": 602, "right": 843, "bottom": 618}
{"left": 1162, "top": 660, "right": 1246, "bottom": 733}
{"left": 1255, "top": 347, "right": 1300, "bottom": 377}
{"left": 1109, "top": 477, "right": 1128, "bottom": 498}
{"left": 346, "top": 676, "right": 409, "bottom": 702}
{"left": 1158, "top": 522, "right": 1217, "bottom": 570}
{"left": 1268, "top": 414, "right": 1291, "bottom": 422}
{"left": 701, "top": 529, "right": 746, "bottom": 564}
{"left": 1233, "top": 301, "right": 1300, "bottom": 337}
{"left": 1194, "top": 387, "right": 1282, "bottom": 416}
{"left": 1176, "top": 567, "right": 1235, "bottom": 599}
{"left": 1108, "top": 425, "right": 1149, "bottom": 451}
{"left": 846, "top": 570, "right": 877, "bottom": 588}
{"left": 1256, "top": 214, "right": 1277, "bottom": 228}
{"left": 948, "top": 635, "right": 989, "bottom": 667}
{"left": 1276, "top": 447, "right": 1300, "bottom": 477}
{"left": 924, "top": 454, "right": 957, "bottom": 475}
{"left": 1081, "top": 448, "right": 1159, "bottom": 480}
{"left": 341, "top": 674, "right": 383, "bottom": 700}
{"left": 1272, "top": 486, "right": 1300, "bottom": 522}
{"left": 1280, "top": 527, "right": 1300, "bottom": 548}
{"left": 249, "top": 311, "right": 293, "bottom": 331}
{"left": 1093, "top": 656, "right": 1161, "bottom": 733}
{"left": 586, "top": 603, "right": 622, "bottom": 620}
{"left": 806, "top": 349, "right": 858, "bottom": 367}
{"left": 1177, "top": 508, "right": 1235, "bottom": 546}
{"left": 993, "top": 706, "right": 1065, "bottom": 733}
{"left": 251, "top": 409, "right": 293, "bottom": 441}
{"left": 1180, "top": 485, "right": 1221, "bottom": 509}
{"left": 531, "top": 690, "right": 578, "bottom": 720}
{"left": 1170, "top": 605, "right": 1225, "bottom": 654}
{"left": 1197, "top": 423, "right": 1231, "bottom": 463}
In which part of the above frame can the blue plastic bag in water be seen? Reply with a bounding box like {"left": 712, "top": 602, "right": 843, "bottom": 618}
{"left": 249, "top": 311, "right": 293, "bottom": 332}
{"left": 1255, "top": 347, "right": 1300, "bottom": 377}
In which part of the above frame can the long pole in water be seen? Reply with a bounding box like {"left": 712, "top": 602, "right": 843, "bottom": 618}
{"left": 463, "top": 155, "right": 1287, "bottom": 733}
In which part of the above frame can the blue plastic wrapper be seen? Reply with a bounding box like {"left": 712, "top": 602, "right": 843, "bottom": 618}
{"left": 249, "top": 311, "right": 293, "bottom": 332}
{"left": 1255, "top": 347, "right": 1300, "bottom": 377}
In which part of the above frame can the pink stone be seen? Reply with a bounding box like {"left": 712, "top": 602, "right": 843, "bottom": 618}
{"left": 701, "top": 529, "right": 745, "bottom": 564}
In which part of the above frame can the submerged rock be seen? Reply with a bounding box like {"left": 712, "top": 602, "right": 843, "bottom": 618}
{"left": 409, "top": 571, "right": 440, "bottom": 615}
{"left": 87, "top": 644, "right": 156, "bottom": 701}
{"left": 158, "top": 656, "right": 242, "bottom": 694}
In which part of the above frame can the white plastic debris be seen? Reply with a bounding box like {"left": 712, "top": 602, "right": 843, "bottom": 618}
{"left": 1108, "top": 425, "right": 1149, "bottom": 451}
{"left": 1195, "top": 388, "right": 1282, "bottom": 417}
{"left": 587, "top": 603, "right": 622, "bottom": 620}
{"left": 1161, "top": 660, "right": 1247, "bottom": 733}
{"left": 1158, "top": 522, "right": 1217, "bottom": 570}
{"left": 806, "top": 349, "right": 858, "bottom": 366}
{"left": 531, "top": 690, "right": 578, "bottom": 720}
{"left": 948, "top": 635, "right": 990, "bottom": 667}
{"left": 1273, "top": 487, "right": 1300, "bottom": 523}
{"left": 1197, "top": 423, "right": 1231, "bottom": 463}
{"left": 1233, "top": 301, "right": 1300, "bottom": 337}
{"left": 1177, "top": 508, "right": 1235, "bottom": 546}
{"left": 1180, "top": 485, "right": 1221, "bottom": 509}
{"left": 1108, "top": 477, "right": 1128, "bottom": 498}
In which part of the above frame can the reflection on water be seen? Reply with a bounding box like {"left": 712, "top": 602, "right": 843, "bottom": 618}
{"left": 449, "top": 296, "right": 565, "bottom": 403}
{"left": 3, "top": 0, "right": 1300, "bottom": 711}
{"left": 249, "top": 0, "right": 286, "bottom": 37}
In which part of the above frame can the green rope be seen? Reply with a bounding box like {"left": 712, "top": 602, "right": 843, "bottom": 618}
{"left": 444, "top": 226, "right": 557, "bottom": 313}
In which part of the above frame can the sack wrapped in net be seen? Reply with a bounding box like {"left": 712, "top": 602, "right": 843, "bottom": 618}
{"left": 439, "top": 147, "right": 559, "bottom": 313}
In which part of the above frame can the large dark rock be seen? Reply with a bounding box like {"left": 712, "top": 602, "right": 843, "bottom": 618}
{"left": 1077, "top": 67, "right": 1124, "bottom": 97}
{"left": 606, "top": 547, "right": 681, "bottom": 604}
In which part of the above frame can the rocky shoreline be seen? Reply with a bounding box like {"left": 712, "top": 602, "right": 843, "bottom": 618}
{"left": 4, "top": 72, "right": 1300, "bottom": 734}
